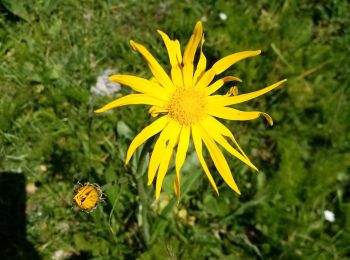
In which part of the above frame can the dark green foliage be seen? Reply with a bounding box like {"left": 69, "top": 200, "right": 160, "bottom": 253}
{"left": 1, "top": 0, "right": 349, "bottom": 258}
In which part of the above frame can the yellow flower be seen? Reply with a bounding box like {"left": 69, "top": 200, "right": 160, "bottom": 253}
{"left": 95, "top": 21, "right": 287, "bottom": 199}
{"left": 73, "top": 182, "right": 103, "bottom": 212}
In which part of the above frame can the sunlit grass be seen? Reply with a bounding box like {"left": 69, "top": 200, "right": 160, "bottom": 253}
{"left": 1, "top": 0, "right": 349, "bottom": 258}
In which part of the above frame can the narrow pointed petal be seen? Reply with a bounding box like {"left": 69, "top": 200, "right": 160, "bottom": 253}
{"left": 208, "top": 107, "right": 273, "bottom": 126}
{"left": 210, "top": 79, "right": 287, "bottom": 106}
{"left": 183, "top": 64, "right": 194, "bottom": 87}
{"left": 157, "top": 30, "right": 179, "bottom": 67}
{"left": 148, "top": 120, "right": 178, "bottom": 185}
{"left": 183, "top": 21, "right": 203, "bottom": 65}
{"left": 205, "top": 116, "right": 250, "bottom": 161}
{"left": 174, "top": 40, "right": 183, "bottom": 64}
{"left": 157, "top": 30, "right": 184, "bottom": 87}
{"left": 174, "top": 126, "right": 190, "bottom": 198}
{"left": 171, "top": 66, "right": 184, "bottom": 88}
{"left": 95, "top": 94, "right": 165, "bottom": 113}
{"left": 109, "top": 75, "right": 170, "bottom": 99}
{"left": 195, "top": 69, "right": 216, "bottom": 89}
{"left": 193, "top": 36, "right": 207, "bottom": 85}
{"left": 155, "top": 123, "right": 181, "bottom": 199}
{"left": 148, "top": 106, "right": 168, "bottom": 117}
{"left": 205, "top": 76, "right": 242, "bottom": 95}
{"left": 148, "top": 137, "right": 166, "bottom": 186}
{"left": 195, "top": 50, "right": 261, "bottom": 89}
{"left": 197, "top": 125, "right": 241, "bottom": 194}
{"left": 129, "top": 40, "right": 175, "bottom": 90}
{"left": 200, "top": 118, "right": 258, "bottom": 171}
{"left": 212, "top": 50, "right": 261, "bottom": 74}
{"left": 149, "top": 77, "right": 158, "bottom": 83}
{"left": 125, "top": 116, "right": 170, "bottom": 165}
{"left": 226, "top": 86, "right": 239, "bottom": 96}
{"left": 155, "top": 144, "right": 173, "bottom": 200}
{"left": 183, "top": 21, "right": 203, "bottom": 87}
{"left": 192, "top": 125, "right": 219, "bottom": 194}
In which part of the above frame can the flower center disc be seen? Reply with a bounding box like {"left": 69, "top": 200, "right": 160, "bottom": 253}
{"left": 167, "top": 87, "right": 207, "bottom": 126}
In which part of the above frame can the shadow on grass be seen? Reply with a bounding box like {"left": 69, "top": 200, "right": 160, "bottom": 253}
{"left": 0, "top": 172, "right": 41, "bottom": 260}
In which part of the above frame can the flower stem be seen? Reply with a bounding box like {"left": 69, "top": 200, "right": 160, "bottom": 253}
{"left": 137, "top": 174, "right": 150, "bottom": 247}
{"left": 135, "top": 139, "right": 154, "bottom": 248}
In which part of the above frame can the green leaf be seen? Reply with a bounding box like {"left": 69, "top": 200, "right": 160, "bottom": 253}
{"left": 1, "top": 0, "right": 31, "bottom": 21}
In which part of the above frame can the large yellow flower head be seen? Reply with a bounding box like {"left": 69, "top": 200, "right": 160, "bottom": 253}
{"left": 96, "top": 21, "right": 286, "bottom": 199}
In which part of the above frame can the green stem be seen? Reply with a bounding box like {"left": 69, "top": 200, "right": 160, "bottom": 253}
{"left": 136, "top": 174, "right": 150, "bottom": 247}
{"left": 134, "top": 137, "right": 155, "bottom": 247}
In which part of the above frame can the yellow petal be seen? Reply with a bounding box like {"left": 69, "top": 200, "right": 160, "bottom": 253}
{"left": 212, "top": 50, "right": 261, "bottom": 74}
{"left": 125, "top": 116, "right": 170, "bottom": 165}
{"left": 109, "top": 75, "right": 170, "bottom": 99}
{"left": 205, "top": 76, "right": 242, "bottom": 95}
{"left": 205, "top": 116, "right": 250, "bottom": 161}
{"left": 200, "top": 118, "right": 258, "bottom": 171}
{"left": 226, "top": 86, "right": 239, "bottom": 96}
{"left": 183, "top": 64, "right": 194, "bottom": 87}
{"left": 197, "top": 125, "right": 241, "bottom": 195}
{"left": 148, "top": 137, "right": 166, "bottom": 186}
{"left": 174, "top": 40, "right": 183, "bottom": 64}
{"left": 129, "top": 40, "right": 175, "bottom": 91}
{"left": 208, "top": 106, "right": 273, "bottom": 126}
{"left": 155, "top": 145, "right": 173, "bottom": 200}
{"left": 183, "top": 21, "right": 203, "bottom": 65}
{"left": 174, "top": 126, "right": 190, "bottom": 199}
{"left": 155, "top": 122, "right": 181, "bottom": 199}
{"left": 193, "top": 36, "right": 207, "bottom": 85}
{"left": 195, "top": 69, "right": 216, "bottom": 89}
{"left": 172, "top": 66, "right": 184, "bottom": 88}
{"left": 191, "top": 125, "right": 219, "bottom": 194}
{"left": 149, "top": 77, "right": 158, "bottom": 83}
{"left": 210, "top": 79, "right": 287, "bottom": 106}
{"left": 157, "top": 30, "right": 184, "bottom": 87}
{"left": 95, "top": 94, "right": 165, "bottom": 113}
{"left": 183, "top": 21, "right": 203, "bottom": 87}
{"left": 157, "top": 30, "right": 180, "bottom": 67}
{"left": 148, "top": 120, "right": 177, "bottom": 185}
{"left": 195, "top": 50, "right": 261, "bottom": 89}
{"left": 148, "top": 106, "right": 167, "bottom": 117}
{"left": 172, "top": 39, "right": 184, "bottom": 97}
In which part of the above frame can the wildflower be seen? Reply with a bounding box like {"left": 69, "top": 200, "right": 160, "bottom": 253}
{"left": 219, "top": 12, "right": 228, "bottom": 21}
{"left": 95, "top": 21, "right": 286, "bottom": 199}
{"left": 73, "top": 182, "right": 103, "bottom": 212}
{"left": 324, "top": 210, "right": 335, "bottom": 222}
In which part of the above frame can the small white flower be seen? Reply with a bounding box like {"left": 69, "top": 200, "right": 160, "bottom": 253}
{"left": 324, "top": 210, "right": 335, "bottom": 222}
{"left": 91, "top": 69, "right": 121, "bottom": 97}
{"left": 219, "top": 12, "right": 228, "bottom": 21}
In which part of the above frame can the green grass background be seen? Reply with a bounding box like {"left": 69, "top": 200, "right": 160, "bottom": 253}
{"left": 1, "top": 0, "right": 350, "bottom": 259}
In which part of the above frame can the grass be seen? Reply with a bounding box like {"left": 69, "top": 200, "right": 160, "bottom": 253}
{"left": 1, "top": 0, "right": 350, "bottom": 259}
